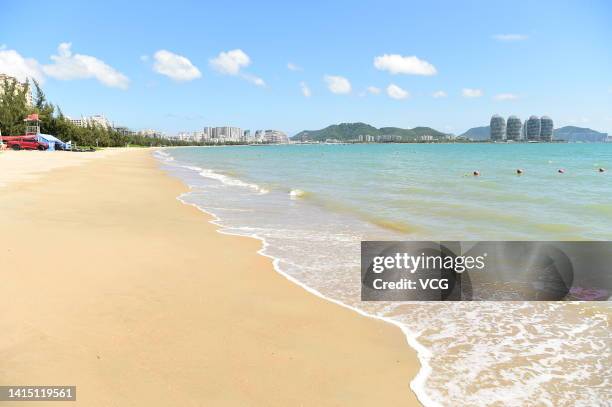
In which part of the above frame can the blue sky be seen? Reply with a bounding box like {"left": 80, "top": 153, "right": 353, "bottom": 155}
{"left": 1, "top": 0, "right": 611, "bottom": 135}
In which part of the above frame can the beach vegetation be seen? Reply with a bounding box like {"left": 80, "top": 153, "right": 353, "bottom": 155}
{"left": 0, "top": 77, "right": 30, "bottom": 136}
{"left": 0, "top": 78, "right": 205, "bottom": 148}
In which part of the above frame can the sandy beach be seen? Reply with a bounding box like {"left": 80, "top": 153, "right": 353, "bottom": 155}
{"left": 0, "top": 148, "right": 421, "bottom": 406}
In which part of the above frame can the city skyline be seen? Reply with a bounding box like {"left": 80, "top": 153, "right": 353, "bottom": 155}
{"left": 1, "top": 1, "right": 610, "bottom": 135}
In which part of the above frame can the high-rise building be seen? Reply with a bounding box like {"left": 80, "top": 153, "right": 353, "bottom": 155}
{"left": 66, "top": 114, "right": 112, "bottom": 129}
{"left": 213, "top": 126, "right": 242, "bottom": 142}
{"left": 114, "top": 126, "right": 136, "bottom": 137}
{"left": 201, "top": 127, "right": 213, "bottom": 141}
{"left": 67, "top": 117, "right": 85, "bottom": 127}
{"left": 490, "top": 115, "right": 506, "bottom": 141}
{"left": 87, "top": 115, "right": 112, "bottom": 128}
{"left": 139, "top": 129, "right": 164, "bottom": 138}
{"left": 263, "top": 130, "right": 288, "bottom": 144}
{"left": 506, "top": 116, "right": 522, "bottom": 141}
{"left": 540, "top": 116, "right": 554, "bottom": 141}
{"left": 526, "top": 116, "right": 541, "bottom": 141}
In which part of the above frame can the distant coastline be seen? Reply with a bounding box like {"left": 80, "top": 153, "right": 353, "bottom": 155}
{"left": 291, "top": 122, "right": 610, "bottom": 144}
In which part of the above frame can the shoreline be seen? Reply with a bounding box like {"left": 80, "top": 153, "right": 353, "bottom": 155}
{"left": 156, "top": 146, "right": 440, "bottom": 406}
{"left": 172, "top": 177, "right": 436, "bottom": 407}
{"left": 174, "top": 191, "right": 435, "bottom": 407}
{"left": 156, "top": 147, "right": 435, "bottom": 404}
{"left": 0, "top": 148, "right": 422, "bottom": 406}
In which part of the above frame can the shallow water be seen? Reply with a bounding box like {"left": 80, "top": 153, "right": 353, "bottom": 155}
{"left": 156, "top": 144, "right": 611, "bottom": 406}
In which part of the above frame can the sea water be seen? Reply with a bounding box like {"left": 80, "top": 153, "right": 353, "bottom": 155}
{"left": 155, "top": 143, "right": 611, "bottom": 406}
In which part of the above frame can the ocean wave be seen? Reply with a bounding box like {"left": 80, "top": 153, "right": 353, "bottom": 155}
{"left": 289, "top": 188, "right": 308, "bottom": 199}
{"left": 155, "top": 150, "right": 268, "bottom": 195}
{"left": 154, "top": 149, "right": 175, "bottom": 162}
{"left": 198, "top": 168, "right": 268, "bottom": 194}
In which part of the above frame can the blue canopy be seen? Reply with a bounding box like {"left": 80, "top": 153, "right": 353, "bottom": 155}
{"left": 37, "top": 133, "right": 68, "bottom": 151}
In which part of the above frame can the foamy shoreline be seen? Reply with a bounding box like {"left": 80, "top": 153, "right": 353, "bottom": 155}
{"left": 177, "top": 191, "right": 437, "bottom": 406}
{"left": 158, "top": 145, "right": 612, "bottom": 406}
{"left": 157, "top": 148, "right": 435, "bottom": 406}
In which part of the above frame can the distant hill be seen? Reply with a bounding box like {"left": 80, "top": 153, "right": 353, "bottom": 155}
{"left": 460, "top": 125, "right": 490, "bottom": 141}
{"left": 553, "top": 126, "right": 608, "bottom": 142}
{"left": 292, "top": 122, "right": 448, "bottom": 142}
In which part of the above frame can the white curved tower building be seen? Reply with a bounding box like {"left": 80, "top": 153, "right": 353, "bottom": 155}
{"left": 490, "top": 115, "right": 506, "bottom": 141}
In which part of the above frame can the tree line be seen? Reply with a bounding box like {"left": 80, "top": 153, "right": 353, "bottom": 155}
{"left": 0, "top": 78, "right": 204, "bottom": 147}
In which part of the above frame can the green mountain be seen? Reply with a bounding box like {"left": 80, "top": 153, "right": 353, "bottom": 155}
{"left": 292, "top": 122, "right": 447, "bottom": 142}
{"left": 460, "top": 125, "right": 490, "bottom": 140}
{"left": 553, "top": 126, "right": 608, "bottom": 142}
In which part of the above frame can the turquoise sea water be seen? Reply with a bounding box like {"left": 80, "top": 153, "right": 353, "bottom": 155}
{"left": 167, "top": 143, "right": 612, "bottom": 240}
{"left": 156, "top": 144, "right": 611, "bottom": 407}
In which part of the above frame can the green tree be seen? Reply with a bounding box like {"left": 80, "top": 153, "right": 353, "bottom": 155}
{"left": 2, "top": 78, "right": 208, "bottom": 148}
{"left": 0, "top": 78, "right": 31, "bottom": 136}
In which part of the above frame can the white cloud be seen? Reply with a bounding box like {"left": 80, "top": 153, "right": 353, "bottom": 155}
{"left": 210, "top": 49, "right": 250, "bottom": 75}
{"left": 0, "top": 48, "right": 44, "bottom": 83}
{"left": 140, "top": 55, "right": 149, "bottom": 62}
{"left": 152, "top": 50, "right": 201, "bottom": 82}
{"left": 367, "top": 86, "right": 381, "bottom": 94}
{"left": 374, "top": 54, "right": 437, "bottom": 76}
{"left": 287, "top": 62, "right": 302, "bottom": 71}
{"left": 43, "top": 43, "right": 129, "bottom": 89}
{"left": 386, "top": 83, "right": 409, "bottom": 100}
{"left": 209, "top": 49, "right": 264, "bottom": 86}
{"left": 432, "top": 90, "right": 447, "bottom": 98}
{"left": 462, "top": 88, "right": 483, "bottom": 98}
{"left": 242, "top": 73, "right": 265, "bottom": 87}
{"left": 300, "top": 81, "right": 311, "bottom": 97}
{"left": 494, "top": 93, "right": 519, "bottom": 101}
{"left": 324, "top": 75, "right": 351, "bottom": 94}
{"left": 493, "top": 34, "right": 528, "bottom": 42}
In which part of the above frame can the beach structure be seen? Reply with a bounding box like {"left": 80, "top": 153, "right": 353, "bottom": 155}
{"left": 490, "top": 115, "right": 506, "bottom": 141}
{"left": 22, "top": 113, "right": 69, "bottom": 151}
{"left": 38, "top": 133, "right": 70, "bottom": 151}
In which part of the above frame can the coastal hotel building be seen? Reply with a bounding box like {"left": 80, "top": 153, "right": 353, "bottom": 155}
{"left": 490, "top": 114, "right": 554, "bottom": 142}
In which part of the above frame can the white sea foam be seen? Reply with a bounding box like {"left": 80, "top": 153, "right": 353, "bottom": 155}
{"left": 289, "top": 188, "right": 306, "bottom": 199}
{"left": 154, "top": 149, "right": 175, "bottom": 161}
